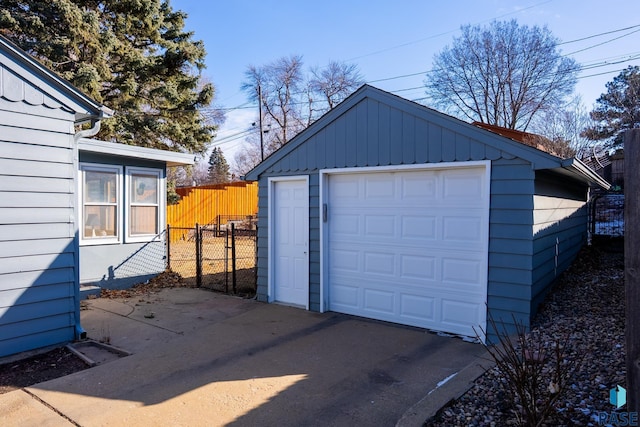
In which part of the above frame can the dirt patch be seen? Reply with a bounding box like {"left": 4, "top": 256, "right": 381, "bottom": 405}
{"left": 0, "top": 271, "right": 188, "bottom": 395}
{"left": 0, "top": 347, "right": 88, "bottom": 395}
{"left": 168, "top": 236, "right": 256, "bottom": 280}
{"left": 99, "top": 270, "right": 191, "bottom": 299}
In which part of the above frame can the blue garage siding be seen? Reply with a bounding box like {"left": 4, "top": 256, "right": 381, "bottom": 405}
{"left": 254, "top": 179, "right": 268, "bottom": 303}
{"left": 253, "top": 95, "right": 543, "bottom": 333}
{"left": 530, "top": 171, "right": 589, "bottom": 311}
{"left": 486, "top": 159, "right": 535, "bottom": 328}
{"left": 248, "top": 85, "right": 598, "bottom": 341}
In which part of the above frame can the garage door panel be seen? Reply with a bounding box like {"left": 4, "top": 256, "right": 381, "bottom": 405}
{"left": 442, "top": 257, "right": 483, "bottom": 285}
{"left": 332, "top": 213, "right": 360, "bottom": 235}
{"left": 401, "top": 174, "right": 437, "bottom": 199}
{"left": 441, "top": 299, "right": 483, "bottom": 330}
{"left": 330, "top": 249, "right": 359, "bottom": 272}
{"left": 364, "top": 175, "right": 395, "bottom": 199}
{"left": 399, "top": 294, "right": 436, "bottom": 322}
{"left": 363, "top": 251, "right": 395, "bottom": 276}
{"left": 442, "top": 216, "right": 484, "bottom": 242}
{"left": 364, "top": 215, "right": 396, "bottom": 236}
{"left": 400, "top": 254, "right": 436, "bottom": 280}
{"left": 442, "top": 171, "right": 485, "bottom": 199}
{"left": 331, "top": 178, "right": 359, "bottom": 198}
{"left": 330, "top": 283, "right": 359, "bottom": 309}
{"left": 401, "top": 216, "right": 437, "bottom": 240}
{"left": 363, "top": 288, "right": 395, "bottom": 314}
{"left": 327, "top": 166, "right": 488, "bottom": 338}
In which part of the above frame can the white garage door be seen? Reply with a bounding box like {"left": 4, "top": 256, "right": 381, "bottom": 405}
{"left": 327, "top": 166, "right": 489, "bottom": 338}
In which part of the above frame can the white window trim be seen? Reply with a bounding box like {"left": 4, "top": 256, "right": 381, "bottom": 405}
{"left": 79, "top": 163, "right": 123, "bottom": 246}
{"left": 125, "top": 166, "right": 165, "bottom": 243}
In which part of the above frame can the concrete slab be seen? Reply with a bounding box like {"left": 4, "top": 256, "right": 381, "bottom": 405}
{"left": 0, "top": 389, "right": 73, "bottom": 427}
{"left": 80, "top": 289, "right": 259, "bottom": 353}
{"left": 18, "top": 289, "right": 484, "bottom": 426}
{"left": 18, "top": 291, "right": 488, "bottom": 427}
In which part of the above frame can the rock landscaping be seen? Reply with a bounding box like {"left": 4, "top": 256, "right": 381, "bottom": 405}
{"left": 427, "top": 239, "right": 626, "bottom": 426}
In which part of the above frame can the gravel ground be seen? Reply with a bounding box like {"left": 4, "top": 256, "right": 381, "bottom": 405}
{"left": 427, "top": 238, "right": 626, "bottom": 427}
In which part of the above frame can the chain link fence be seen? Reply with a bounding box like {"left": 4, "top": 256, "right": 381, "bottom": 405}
{"left": 167, "top": 219, "right": 257, "bottom": 296}
{"left": 589, "top": 191, "right": 624, "bottom": 237}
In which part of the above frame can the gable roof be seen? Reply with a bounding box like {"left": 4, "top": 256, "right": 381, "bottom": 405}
{"left": 0, "top": 34, "right": 112, "bottom": 123}
{"left": 244, "top": 84, "right": 608, "bottom": 189}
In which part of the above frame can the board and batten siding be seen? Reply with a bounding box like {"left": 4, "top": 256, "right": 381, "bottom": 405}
{"left": 253, "top": 96, "right": 542, "bottom": 334}
{"left": 0, "top": 74, "right": 78, "bottom": 356}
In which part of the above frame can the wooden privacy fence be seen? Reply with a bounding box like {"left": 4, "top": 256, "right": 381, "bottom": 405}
{"left": 167, "top": 181, "right": 258, "bottom": 242}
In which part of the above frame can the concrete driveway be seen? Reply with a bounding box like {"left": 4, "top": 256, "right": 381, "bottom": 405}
{"left": 1, "top": 289, "right": 489, "bottom": 427}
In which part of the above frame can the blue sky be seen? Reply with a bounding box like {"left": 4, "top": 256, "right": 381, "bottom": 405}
{"left": 169, "top": 0, "right": 640, "bottom": 163}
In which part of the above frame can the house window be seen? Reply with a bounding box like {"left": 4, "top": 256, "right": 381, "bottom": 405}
{"left": 80, "top": 164, "right": 122, "bottom": 244}
{"left": 79, "top": 164, "right": 164, "bottom": 245}
{"left": 127, "top": 167, "right": 161, "bottom": 240}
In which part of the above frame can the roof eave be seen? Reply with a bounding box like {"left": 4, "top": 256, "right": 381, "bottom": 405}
{"left": 559, "top": 158, "right": 611, "bottom": 189}
{"left": 0, "top": 35, "right": 112, "bottom": 123}
{"left": 78, "top": 138, "right": 195, "bottom": 167}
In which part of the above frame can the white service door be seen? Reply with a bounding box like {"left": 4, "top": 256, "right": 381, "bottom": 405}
{"left": 273, "top": 179, "right": 309, "bottom": 306}
{"left": 327, "top": 167, "right": 488, "bottom": 337}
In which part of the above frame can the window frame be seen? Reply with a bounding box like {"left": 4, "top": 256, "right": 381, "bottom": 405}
{"left": 125, "top": 166, "right": 164, "bottom": 243}
{"left": 79, "top": 163, "right": 123, "bottom": 246}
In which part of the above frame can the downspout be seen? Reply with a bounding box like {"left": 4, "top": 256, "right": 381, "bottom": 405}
{"left": 74, "top": 119, "right": 101, "bottom": 141}
{"left": 72, "top": 119, "right": 102, "bottom": 340}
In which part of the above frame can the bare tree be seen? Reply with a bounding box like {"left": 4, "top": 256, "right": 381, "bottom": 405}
{"left": 309, "top": 61, "right": 364, "bottom": 110}
{"left": 242, "top": 55, "right": 306, "bottom": 151}
{"left": 169, "top": 161, "right": 211, "bottom": 188}
{"left": 238, "top": 56, "right": 364, "bottom": 174}
{"left": 529, "top": 96, "right": 594, "bottom": 158}
{"left": 232, "top": 136, "right": 264, "bottom": 177}
{"left": 425, "top": 20, "right": 579, "bottom": 131}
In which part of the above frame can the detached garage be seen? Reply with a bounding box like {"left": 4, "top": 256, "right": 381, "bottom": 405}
{"left": 244, "top": 85, "right": 608, "bottom": 342}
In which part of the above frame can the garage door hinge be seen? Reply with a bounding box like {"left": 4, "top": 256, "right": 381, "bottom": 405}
{"left": 323, "top": 203, "right": 328, "bottom": 222}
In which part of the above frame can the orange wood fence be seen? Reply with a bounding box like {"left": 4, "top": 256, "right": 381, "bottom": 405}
{"left": 167, "top": 181, "right": 258, "bottom": 238}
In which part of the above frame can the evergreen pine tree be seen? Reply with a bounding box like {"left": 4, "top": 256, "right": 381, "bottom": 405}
{"left": 582, "top": 66, "right": 640, "bottom": 149}
{"left": 0, "top": 0, "right": 216, "bottom": 154}
{"left": 207, "top": 147, "right": 230, "bottom": 183}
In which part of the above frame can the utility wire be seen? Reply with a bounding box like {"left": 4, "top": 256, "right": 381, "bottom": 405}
{"left": 557, "top": 24, "right": 640, "bottom": 45}
{"left": 565, "top": 28, "right": 640, "bottom": 56}
{"left": 346, "top": 0, "right": 554, "bottom": 62}
{"left": 121, "top": 23, "right": 640, "bottom": 126}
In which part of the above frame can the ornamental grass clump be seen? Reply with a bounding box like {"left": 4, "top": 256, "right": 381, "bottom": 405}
{"left": 476, "top": 314, "right": 585, "bottom": 427}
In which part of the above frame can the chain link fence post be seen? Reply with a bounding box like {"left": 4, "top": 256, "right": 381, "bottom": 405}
{"left": 231, "top": 222, "right": 237, "bottom": 294}
{"left": 254, "top": 224, "right": 258, "bottom": 293}
{"left": 166, "top": 224, "right": 171, "bottom": 271}
{"left": 195, "top": 223, "right": 202, "bottom": 288}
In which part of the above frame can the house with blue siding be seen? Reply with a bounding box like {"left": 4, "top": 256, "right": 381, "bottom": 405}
{"left": 0, "top": 35, "right": 193, "bottom": 358}
{"left": 244, "top": 84, "right": 609, "bottom": 342}
{"left": 77, "top": 138, "right": 193, "bottom": 290}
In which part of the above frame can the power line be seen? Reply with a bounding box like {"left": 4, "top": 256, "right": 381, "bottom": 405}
{"left": 558, "top": 24, "right": 640, "bottom": 45}
{"left": 201, "top": 25, "right": 640, "bottom": 117}
{"left": 565, "top": 28, "right": 640, "bottom": 56}
{"left": 346, "top": 0, "right": 554, "bottom": 62}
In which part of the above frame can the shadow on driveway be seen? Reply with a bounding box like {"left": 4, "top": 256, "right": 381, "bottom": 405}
{"left": 23, "top": 289, "right": 487, "bottom": 426}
